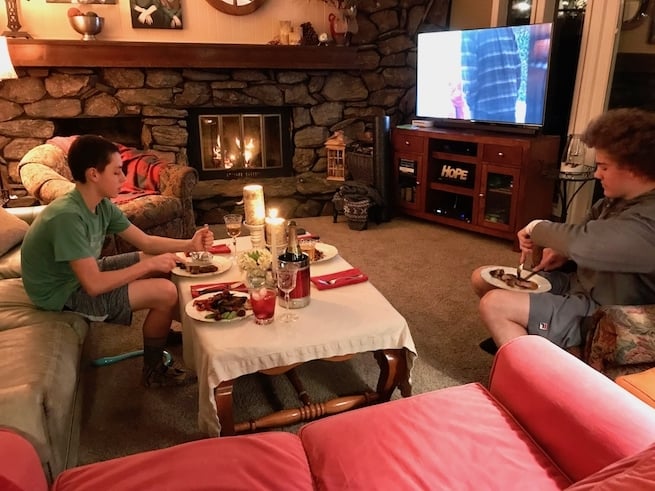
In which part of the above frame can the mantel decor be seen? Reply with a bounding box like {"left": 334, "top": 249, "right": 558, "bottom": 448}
{"left": 6, "top": 39, "right": 358, "bottom": 69}
{"left": 205, "top": 0, "right": 266, "bottom": 16}
{"left": 2, "top": 0, "right": 31, "bottom": 38}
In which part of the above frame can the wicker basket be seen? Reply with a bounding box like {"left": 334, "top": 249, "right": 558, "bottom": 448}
{"left": 346, "top": 151, "right": 374, "bottom": 185}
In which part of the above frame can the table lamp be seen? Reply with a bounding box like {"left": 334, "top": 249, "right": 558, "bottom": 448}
{"left": 0, "top": 36, "right": 18, "bottom": 80}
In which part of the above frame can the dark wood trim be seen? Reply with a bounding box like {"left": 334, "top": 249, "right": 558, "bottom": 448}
{"left": 7, "top": 39, "right": 359, "bottom": 69}
{"left": 614, "top": 52, "right": 655, "bottom": 74}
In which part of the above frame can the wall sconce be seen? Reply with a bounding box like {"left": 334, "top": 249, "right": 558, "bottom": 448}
{"left": 0, "top": 36, "right": 17, "bottom": 80}
{"left": 3, "top": 0, "right": 31, "bottom": 39}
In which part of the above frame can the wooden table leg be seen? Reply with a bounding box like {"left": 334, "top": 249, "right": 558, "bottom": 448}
{"left": 285, "top": 368, "right": 311, "bottom": 405}
{"left": 234, "top": 392, "right": 379, "bottom": 434}
{"left": 214, "top": 379, "right": 236, "bottom": 436}
{"left": 374, "top": 348, "right": 411, "bottom": 401}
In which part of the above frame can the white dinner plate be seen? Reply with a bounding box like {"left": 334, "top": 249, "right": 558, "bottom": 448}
{"left": 313, "top": 243, "right": 338, "bottom": 263}
{"left": 480, "top": 266, "right": 551, "bottom": 293}
{"left": 185, "top": 291, "right": 252, "bottom": 323}
{"left": 172, "top": 253, "right": 232, "bottom": 278}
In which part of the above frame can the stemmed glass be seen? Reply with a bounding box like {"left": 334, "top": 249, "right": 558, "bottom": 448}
{"left": 276, "top": 264, "right": 299, "bottom": 323}
{"left": 223, "top": 214, "right": 243, "bottom": 260}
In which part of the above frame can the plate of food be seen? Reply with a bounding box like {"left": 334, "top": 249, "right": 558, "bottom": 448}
{"left": 480, "top": 266, "right": 551, "bottom": 293}
{"left": 312, "top": 243, "right": 338, "bottom": 263}
{"left": 185, "top": 290, "right": 252, "bottom": 323}
{"left": 172, "top": 252, "right": 232, "bottom": 278}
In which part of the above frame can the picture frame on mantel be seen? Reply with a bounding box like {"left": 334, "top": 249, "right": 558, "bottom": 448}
{"left": 129, "top": 0, "right": 183, "bottom": 29}
{"left": 46, "top": 1, "right": 117, "bottom": 4}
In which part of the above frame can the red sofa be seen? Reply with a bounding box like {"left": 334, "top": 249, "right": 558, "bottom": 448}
{"left": 4, "top": 336, "right": 655, "bottom": 490}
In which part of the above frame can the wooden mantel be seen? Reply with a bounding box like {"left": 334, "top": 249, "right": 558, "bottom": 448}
{"left": 7, "top": 39, "right": 359, "bottom": 70}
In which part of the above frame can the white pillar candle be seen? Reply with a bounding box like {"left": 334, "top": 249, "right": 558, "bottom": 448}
{"left": 266, "top": 209, "right": 286, "bottom": 271}
{"left": 243, "top": 184, "right": 266, "bottom": 225}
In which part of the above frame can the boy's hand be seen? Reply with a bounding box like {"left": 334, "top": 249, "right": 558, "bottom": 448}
{"left": 148, "top": 253, "right": 179, "bottom": 273}
{"left": 190, "top": 224, "right": 214, "bottom": 252}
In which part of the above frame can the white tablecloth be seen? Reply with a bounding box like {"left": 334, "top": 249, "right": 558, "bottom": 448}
{"left": 175, "top": 236, "right": 417, "bottom": 436}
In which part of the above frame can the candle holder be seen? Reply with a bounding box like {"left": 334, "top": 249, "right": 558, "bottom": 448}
{"left": 245, "top": 222, "right": 266, "bottom": 249}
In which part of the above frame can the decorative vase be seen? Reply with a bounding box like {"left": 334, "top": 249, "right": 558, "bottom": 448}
{"left": 246, "top": 268, "right": 268, "bottom": 289}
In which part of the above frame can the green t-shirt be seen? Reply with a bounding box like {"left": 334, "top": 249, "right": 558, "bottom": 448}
{"left": 21, "top": 188, "right": 131, "bottom": 311}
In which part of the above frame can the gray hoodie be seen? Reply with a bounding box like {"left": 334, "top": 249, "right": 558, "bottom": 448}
{"left": 531, "top": 190, "right": 655, "bottom": 306}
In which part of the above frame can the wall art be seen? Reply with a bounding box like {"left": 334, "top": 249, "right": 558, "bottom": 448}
{"left": 130, "top": 0, "right": 183, "bottom": 29}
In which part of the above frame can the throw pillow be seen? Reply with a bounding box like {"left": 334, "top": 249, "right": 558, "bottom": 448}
{"left": 0, "top": 208, "right": 29, "bottom": 256}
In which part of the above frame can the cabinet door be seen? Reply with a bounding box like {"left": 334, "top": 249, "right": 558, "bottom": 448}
{"left": 478, "top": 164, "right": 521, "bottom": 232}
{"left": 394, "top": 151, "right": 424, "bottom": 212}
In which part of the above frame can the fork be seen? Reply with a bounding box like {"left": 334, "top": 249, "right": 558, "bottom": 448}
{"left": 317, "top": 274, "right": 365, "bottom": 286}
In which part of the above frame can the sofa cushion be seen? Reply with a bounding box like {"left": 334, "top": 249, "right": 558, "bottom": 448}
{"left": 0, "top": 208, "right": 29, "bottom": 256}
{"left": 0, "top": 278, "right": 88, "bottom": 341}
{"left": 52, "top": 432, "right": 312, "bottom": 491}
{"left": 0, "top": 429, "right": 48, "bottom": 491}
{"left": 566, "top": 443, "right": 655, "bottom": 490}
{"left": 299, "top": 383, "right": 571, "bottom": 490}
{"left": 0, "top": 246, "right": 21, "bottom": 280}
{"left": 0, "top": 322, "right": 84, "bottom": 480}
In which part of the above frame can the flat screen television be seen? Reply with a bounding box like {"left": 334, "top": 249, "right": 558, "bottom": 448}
{"left": 416, "top": 23, "right": 553, "bottom": 132}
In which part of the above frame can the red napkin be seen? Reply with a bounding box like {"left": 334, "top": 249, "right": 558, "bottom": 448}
{"left": 191, "top": 281, "right": 248, "bottom": 298}
{"left": 310, "top": 268, "right": 368, "bottom": 290}
{"left": 209, "top": 244, "right": 231, "bottom": 254}
{"left": 184, "top": 244, "right": 231, "bottom": 256}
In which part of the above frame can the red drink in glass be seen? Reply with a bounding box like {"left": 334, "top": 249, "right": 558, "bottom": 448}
{"left": 250, "top": 287, "right": 277, "bottom": 325}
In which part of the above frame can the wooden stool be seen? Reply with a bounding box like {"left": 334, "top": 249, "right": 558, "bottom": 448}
{"left": 615, "top": 368, "right": 655, "bottom": 408}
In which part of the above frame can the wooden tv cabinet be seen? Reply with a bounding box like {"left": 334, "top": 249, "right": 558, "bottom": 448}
{"left": 392, "top": 125, "right": 560, "bottom": 243}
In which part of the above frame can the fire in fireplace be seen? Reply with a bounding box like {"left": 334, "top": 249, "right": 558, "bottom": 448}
{"left": 188, "top": 107, "right": 292, "bottom": 180}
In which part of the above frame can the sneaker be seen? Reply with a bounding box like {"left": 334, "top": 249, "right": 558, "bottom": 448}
{"left": 166, "top": 328, "right": 183, "bottom": 347}
{"left": 478, "top": 337, "right": 499, "bottom": 355}
{"left": 142, "top": 360, "right": 197, "bottom": 388}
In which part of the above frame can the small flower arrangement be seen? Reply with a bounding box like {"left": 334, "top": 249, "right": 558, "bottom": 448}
{"left": 237, "top": 248, "right": 273, "bottom": 274}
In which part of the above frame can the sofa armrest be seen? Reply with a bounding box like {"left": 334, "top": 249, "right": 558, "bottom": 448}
{"left": 158, "top": 164, "right": 198, "bottom": 200}
{"left": 583, "top": 305, "right": 655, "bottom": 373}
{"left": 489, "top": 335, "right": 655, "bottom": 482}
{"left": 158, "top": 164, "right": 198, "bottom": 237}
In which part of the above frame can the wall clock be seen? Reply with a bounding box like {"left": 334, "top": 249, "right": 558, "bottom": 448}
{"left": 205, "top": 0, "right": 266, "bottom": 16}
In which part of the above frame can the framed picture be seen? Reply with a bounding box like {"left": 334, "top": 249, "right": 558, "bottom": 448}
{"left": 130, "top": 0, "right": 183, "bottom": 29}
{"left": 46, "top": 1, "right": 117, "bottom": 4}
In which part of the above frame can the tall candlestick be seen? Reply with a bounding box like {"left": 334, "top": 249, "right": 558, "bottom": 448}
{"left": 243, "top": 184, "right": 266, "bottom": 225}
{"left": 265, "top": 209, "right": 286, "bottom": 271}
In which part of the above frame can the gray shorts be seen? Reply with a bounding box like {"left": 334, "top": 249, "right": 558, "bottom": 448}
{"left": 528, "top": 271, "right": 599, "bottom": 348}
{"left": 64, "top": 252, "right": 140, "bottom": 325}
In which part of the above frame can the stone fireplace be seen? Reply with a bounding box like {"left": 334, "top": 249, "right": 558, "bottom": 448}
{"left": 1, "top": 0, "right": 430, "bottom": 224}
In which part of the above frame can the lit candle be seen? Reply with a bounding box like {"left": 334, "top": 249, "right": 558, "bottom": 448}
{"left": 243, "top": 184, "right": 266, "bottom": 225}
{"left": 265, "top": 209, "right": 286, "bottom": 252}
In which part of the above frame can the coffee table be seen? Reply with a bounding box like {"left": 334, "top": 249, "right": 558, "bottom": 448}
{"left": 174, "top": 236, "right": 417, "bottom": 436}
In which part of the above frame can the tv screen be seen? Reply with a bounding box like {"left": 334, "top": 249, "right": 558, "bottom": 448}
{"left": 416, "top": 23, "right": 553, "bottom": 129}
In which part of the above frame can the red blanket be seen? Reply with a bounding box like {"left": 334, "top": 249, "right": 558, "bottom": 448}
{"left": 113, "top": 144, "right": 163, "bottom": 204}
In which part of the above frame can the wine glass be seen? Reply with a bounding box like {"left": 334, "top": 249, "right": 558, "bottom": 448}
{"left": 560, "top": 134, "right": 592, "bottom": 174}
{"left": 223, "top": 214, "right": 243, "bottom": 259}
{"left": 276, "top": 264, "right": 299, "bottom": 323}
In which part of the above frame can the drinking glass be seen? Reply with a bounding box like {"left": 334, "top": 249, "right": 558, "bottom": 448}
{"left": 223, "top": 214, "right": 243, "bottom": 259}
{"left": 250, "top": 286, "right": 277, "bottom": 325}
{"left": 560, "top": 134, "right": 591, "bottom": 173}
{"left": 276, "top": 264, "right": 299, "bottom": 323}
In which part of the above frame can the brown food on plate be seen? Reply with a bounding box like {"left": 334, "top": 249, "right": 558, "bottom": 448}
{"left": 489, "top": 268, "right": 538, "bottom": 290}
{"left": 177, "top": 262, "right": 218, "bottom": 274}
{"left": 192, "top": 290, "right": 248, "bottom": 320}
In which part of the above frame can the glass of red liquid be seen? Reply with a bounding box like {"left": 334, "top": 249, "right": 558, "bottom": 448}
{"left": 250, "top": 286, "right": 277, "bottom": 325}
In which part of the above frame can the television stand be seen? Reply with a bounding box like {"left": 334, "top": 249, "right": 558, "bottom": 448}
{"left": 392, "top": 126, "right": 560, "bottom": 244}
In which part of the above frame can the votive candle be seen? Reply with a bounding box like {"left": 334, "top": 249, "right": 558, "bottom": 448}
{"left": 243, "top": 184, "right": 266, "bottom": 225}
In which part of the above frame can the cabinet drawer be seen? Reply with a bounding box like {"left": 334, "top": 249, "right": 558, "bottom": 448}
{"left": 482, "top": 144, "right": 523, "bottom": 166}
{"left": 392, "top": 133, "right": 424, "bottom": 153}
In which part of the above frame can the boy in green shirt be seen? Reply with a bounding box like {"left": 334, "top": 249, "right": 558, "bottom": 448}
{"left": 21, "top": 135, "right": 214, "bottom": 387}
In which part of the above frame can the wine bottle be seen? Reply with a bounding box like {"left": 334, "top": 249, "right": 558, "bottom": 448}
{"left": 280, "top": 220, "right": 304, "bottom": 261}
{"left": 278, "top": 220, "right": 311, "bottom": 308}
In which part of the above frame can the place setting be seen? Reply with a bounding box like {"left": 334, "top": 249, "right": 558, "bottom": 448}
{"left": 480, "top": 265, "right": 551, "bottom": 293}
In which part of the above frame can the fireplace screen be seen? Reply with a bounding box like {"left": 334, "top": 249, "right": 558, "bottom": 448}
{"left": 192, "top": 109, "right": 290, "bottom": 180}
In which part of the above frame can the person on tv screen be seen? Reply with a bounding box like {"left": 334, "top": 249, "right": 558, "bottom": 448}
{"left": 460, "top": 27, "right": 522, "bottom": 123}
{"left": 471, "top": 108, "right": 655, "bottom": 356}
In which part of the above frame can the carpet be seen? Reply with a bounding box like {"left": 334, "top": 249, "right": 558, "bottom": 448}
{"left": 76, "top": 215, "right": 517, "bottom": 466}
